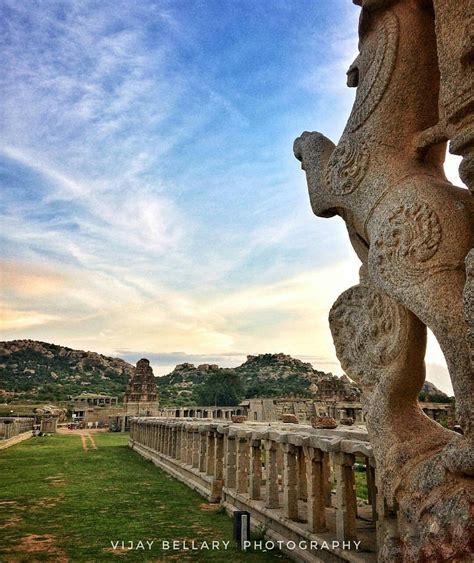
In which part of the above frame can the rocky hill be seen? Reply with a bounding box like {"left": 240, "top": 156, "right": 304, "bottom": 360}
{"left": 0, "top": 340, "right": 451, "bottom": 406}
{"left": 0, "top": 340, "right": 133, "bottom": 401}
{"left": 156, "top": 353, "right": 361, "bottom": 406}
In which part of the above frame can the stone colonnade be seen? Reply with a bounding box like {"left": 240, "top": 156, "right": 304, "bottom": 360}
{"left": 130, "top": 418, "right": 380, "bottom": 561}
{"left": 0, "top": 418, "right": 35, "bottom": 440}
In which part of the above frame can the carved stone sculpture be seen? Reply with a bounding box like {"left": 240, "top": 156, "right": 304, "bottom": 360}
{"left": 295, "top": 0, "right": 474, "bottom": 559}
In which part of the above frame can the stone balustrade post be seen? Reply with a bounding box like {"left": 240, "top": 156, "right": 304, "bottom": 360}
{"left": 366, "top": 458, "right": 377, "bottom": 521}
{"left": 297, "top": 446, "right": 307, "bottom": 501}
{"left": 303, "top": 445, "right": 327, "bottom": 533}
{"left": 214, "top": 432, "right": 224, "bottom": 480}
{"left": 323, "top": 452, "right": 332, "bottom": 506}
{"left": 276, "top": 445, "right": 284, "bottom": 491}
{"left": 282, "top": 442, "right": 299, "bottom": 520}
{"left": 249, "top": 439, "right": 262, "bottom": 500}
{"left": 333, "top": 452, "right": 357, "bottom": 542}
{"left": 192, "top": 430, "right": 200, "bottom": 468}
{"left": 175, "top": 426, "right": 181, "bottom": 459}
{"left": 225, "top": 435, "right": 237, "bottom": 489}
{"left": 158, "top": 425, "right": 164, "bottom": 452}
{"left": 199, "top": 430, "right": 207, "bottom": 472}
{"left": 236, "top": 436, "right": 249, "bottom": 494}
{"left": 186, "top": 429, "right": 193, "bottom": 465}
{"left": 170, "top": 426, "right": 175, "bottom": 457}
{"left": 264, "top": 440, "right": 279, "bottom": 509}
{"left": 206, "top": 430, "right": 216, "bottom": 476}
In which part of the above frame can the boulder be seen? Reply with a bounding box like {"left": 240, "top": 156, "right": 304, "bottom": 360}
{"left": 310, "top": 416, "right": 338, "bottom": 429}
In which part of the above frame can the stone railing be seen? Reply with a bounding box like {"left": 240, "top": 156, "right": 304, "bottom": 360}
{"left": 130, "top": 418, "right": 378, "bottom": 562}
{"left": 0, "top": 417, "right": 35, "bottom": 449}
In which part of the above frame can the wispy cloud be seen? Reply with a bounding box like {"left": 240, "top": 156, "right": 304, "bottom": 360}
{"left": 0, "top": 1, "right": 455, "bottom": 395}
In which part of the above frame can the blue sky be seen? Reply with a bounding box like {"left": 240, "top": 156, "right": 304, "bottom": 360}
{"left": 0, "top": 0, "right": 461, "bottom": 391}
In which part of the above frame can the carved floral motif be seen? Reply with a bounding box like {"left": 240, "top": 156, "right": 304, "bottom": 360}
{"left": 325, "top": 138, "right": 370, "bottom": 195}
{"left": 372, "top": 201, "right": 448, "bottom": 285}
{"left": 329, "top": 285, "right": 408, "bottom": 388}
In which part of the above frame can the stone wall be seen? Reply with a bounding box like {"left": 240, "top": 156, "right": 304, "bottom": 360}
{"left": 130, "top": 417, "right": 382, "bottom": 562}
{"left": 0, "top": 417, "right": 34, "bottom": 444}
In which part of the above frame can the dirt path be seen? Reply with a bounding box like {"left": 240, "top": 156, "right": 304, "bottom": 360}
{"left": 57, "top": 427, "right": 104, "bottom": 450}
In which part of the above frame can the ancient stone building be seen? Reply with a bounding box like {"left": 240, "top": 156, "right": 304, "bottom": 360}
{"left": 123, "top": 358, "right": 159, "bottom": 416}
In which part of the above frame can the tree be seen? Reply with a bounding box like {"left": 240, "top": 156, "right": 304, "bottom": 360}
{"left": 194, "top": 370, "right": 243, "bottom": 406}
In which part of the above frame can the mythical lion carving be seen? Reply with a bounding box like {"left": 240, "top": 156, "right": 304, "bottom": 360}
{"left": 295, "top": 0, "right": 474, "bottom": 560}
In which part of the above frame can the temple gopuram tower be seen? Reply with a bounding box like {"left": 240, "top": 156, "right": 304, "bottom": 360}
{"left": 123, "top": 359, "right": 159, "bottom": 416}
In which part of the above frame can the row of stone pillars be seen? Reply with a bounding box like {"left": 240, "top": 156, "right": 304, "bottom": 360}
{"left": 0, "top": 418, "right": 35, "bottom": 440}
{"left": 129, "top": 419, "right": 377, "bottom": 545}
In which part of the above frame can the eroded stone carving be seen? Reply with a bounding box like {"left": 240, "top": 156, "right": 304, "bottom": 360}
{"left": 329, "top": 283, "right": 473, "bottom": 561}
{"left": 295, "top": 0, "right": 474, "bottom": 559}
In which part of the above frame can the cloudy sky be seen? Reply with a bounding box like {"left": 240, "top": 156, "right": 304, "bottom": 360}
{"left": 0, "top": 0, "right": 462, "bottom": 392}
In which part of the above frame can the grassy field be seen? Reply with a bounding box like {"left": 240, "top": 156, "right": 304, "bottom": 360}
{"left": 0, "top": 432, "right": 288, "bottom": 562}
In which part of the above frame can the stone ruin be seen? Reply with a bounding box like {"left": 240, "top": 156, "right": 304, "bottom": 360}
{"left": 123, "top": 359, "right": 159, "bottom": 416}
{"left": 294, "top": 0, "right": 473, "bottom": 560}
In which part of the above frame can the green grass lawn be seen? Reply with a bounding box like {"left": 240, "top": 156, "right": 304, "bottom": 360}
{"left": 0, "top": 433, "right": 288, "bottom": 562}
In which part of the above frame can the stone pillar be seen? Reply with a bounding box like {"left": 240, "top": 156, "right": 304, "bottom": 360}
{"left": 304, "top": 446, "right": 327, "bottom": 533}
{"left": 264, "top": 440, "right": 279, "bottom": 509}
{"left": 236, "top": 436, "right": 249, "bottom": 494}
{"left": 214, "top": 433, "right": 225, "bottom": 480}
{"left": 206, "top": 431, "right": 216, "bottom": 476}
{"left": 297, "top": 447, "right": 307, "bottom": 501}
{"left": 186, "top": 429, "right": 193, "bottom": 464}
{"left": 276, "top": 445, "right": 284, "bottom": 491}
{"left": 282, "top": 443, "right": 298, "bottom": 520}
{"left": 322, "top": 452, "right": 332, "bottom": 506}
{"left": 225, "top": 435, "right": 237, "bottom": 489}
{"left": 159, "top": 425, "right": 164, "bottom": 452}
{"left": 192, "top": 430, "right": 200, "bottom": 468}
{"left": 249, "top": 439, "right": 262, "bottom": 500}
{"left": 170, "top": 426, "right": 176, "bottom": 457}
{"left": 333, "top": 452, "right": 357, "bottom": 542}
{"left": 175, "top": 426, "right": 181, "bottom": 460}
{"left": 367, "top": 459, "right": 377, "bottom": 522}
{"left": 199, "top": 431, "right": 207, "bottom": 472}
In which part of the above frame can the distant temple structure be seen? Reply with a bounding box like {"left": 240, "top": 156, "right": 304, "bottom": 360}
{"left": 123, "top": 358, "right": 159, "bottom": 417}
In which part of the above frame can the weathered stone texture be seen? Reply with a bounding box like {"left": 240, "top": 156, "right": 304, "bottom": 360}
{"left": 310, "top": 416, "right": 338, "bottom": 429}
{"left": 295, "top": 0, "right": 474, "bottom": 559}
